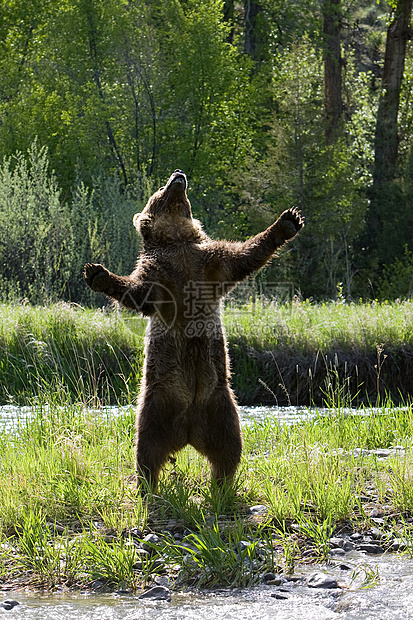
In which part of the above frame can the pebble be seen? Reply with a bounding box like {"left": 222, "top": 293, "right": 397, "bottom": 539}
{"left": 263, "top": 572, "right": 283, "bottom": 586}
{"left": 248, "top": 505, "right": 268, "bottom": 517}
{"left": 391, "top": 538, "right": 410, "bottom": 552}
{"left": 142, "top": 533, "right": 161, "bottom": 554}
{"left": 1, "top": 600, "right": 19, "bottom": 611}
{"left": 307, "top": 572, "right": 339, "bottom": 589}
{"left": 357, "top": 543, "right": 384, "bottom": 554}
{"left": 139, "top": 586, "right": 171, "bottom": 602}
{"left": 271, "top": 593, "right": 288, "bottom": 600}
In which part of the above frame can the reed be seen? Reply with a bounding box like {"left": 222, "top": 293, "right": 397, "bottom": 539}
{"left": 2, "top": 300, "right": 413, "bottom": 405}
{"left": 0, "top": 397, "right": 412, "bottom": 589}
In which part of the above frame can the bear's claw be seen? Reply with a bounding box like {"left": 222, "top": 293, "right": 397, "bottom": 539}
{"left": 278, "top": 207, "right": 305, "bottom": 240}
{"left": 83, "top": 263, "right": 109, "bottom": 292}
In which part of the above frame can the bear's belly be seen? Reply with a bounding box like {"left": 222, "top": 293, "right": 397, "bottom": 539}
{"left": 144, "top": 322, "right": 227, "bottom": 408}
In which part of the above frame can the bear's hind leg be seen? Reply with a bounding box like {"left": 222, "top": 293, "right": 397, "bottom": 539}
{"left": 135, "top": 395, "right": 188, "bottom": 491}
{"left": 136, "top": 435, "right": 170, "bottom": 491}
{"left": 191, "top": 387, "right": 242, "bottom": 484}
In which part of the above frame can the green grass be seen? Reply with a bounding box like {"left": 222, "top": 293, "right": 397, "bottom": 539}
{"left": 1, "top": 398, "right": 413, "bottom": 590}
{"left": 2, "top": 300, "right": 413, "bottom": 406}
{"left": 224, "top": 298, "right": 413, "bottom": 353}
{"left": 0, "top": 303, "right": 145, "bottom": 405}
{"left": 1, "top": 301, "right": 413, "bottom": 589}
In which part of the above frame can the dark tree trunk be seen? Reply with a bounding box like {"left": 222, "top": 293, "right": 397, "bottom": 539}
{"left": 244, "top": 0, "right": 262, "bottom": 60}
{"left": 322, "top": 0, "right": 343, "bottom": 145}
{"left": 373, "top": 0, "right": 412, "bottom": 190}
{"left": 366, "top": 0, "right": 412, "bottom": 266}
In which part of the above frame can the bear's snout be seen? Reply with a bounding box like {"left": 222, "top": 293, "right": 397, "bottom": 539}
{"left": 166, "top": 170, "right": 187, "bottom": 191}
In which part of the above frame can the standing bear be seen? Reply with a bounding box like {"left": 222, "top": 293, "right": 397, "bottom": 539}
{"left": 84, "top": 170, "right": 304, "bottom": 490}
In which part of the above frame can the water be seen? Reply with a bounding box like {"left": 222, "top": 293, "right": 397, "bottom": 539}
{"left": 0, "top": 403, "right": 318, "bottom": 434}
{"left": 5, "top": 553, "right": 413, "bottom": 619}
{"left": 1, "top": 404, "right": 412, "bottom": 619}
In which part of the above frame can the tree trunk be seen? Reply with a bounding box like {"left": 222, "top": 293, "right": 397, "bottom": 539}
{"left": 322, "top": 0, "right": 343, "bottom": 145}
{"left": 366, "top": 0, "right": 412, "bottom": 266}
{"left": 373, "top": 0, "right": 412, "bottom": 190}
{"left": 244, "top": 0, "right": 262, "bottom": 60}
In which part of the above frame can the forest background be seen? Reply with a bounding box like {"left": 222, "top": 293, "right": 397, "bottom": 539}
{"left": 1, "top": 0, "right": 413, "bottom": 305}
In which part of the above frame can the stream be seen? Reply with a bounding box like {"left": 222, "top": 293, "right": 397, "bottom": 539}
{"left": 1, "top": 404, "right": 412, "bottom": 619}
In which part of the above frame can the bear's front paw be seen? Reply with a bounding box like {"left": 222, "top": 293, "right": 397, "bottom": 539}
{"left": 277, "top": 208, "right": 304, "bottom": 240}
{"left": 83, "top": 263, "right": 110, "bottom": 293}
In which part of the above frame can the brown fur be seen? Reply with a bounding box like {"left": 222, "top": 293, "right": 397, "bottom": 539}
{"left": 84, "top": 170, "right": 304, "bottom": 489}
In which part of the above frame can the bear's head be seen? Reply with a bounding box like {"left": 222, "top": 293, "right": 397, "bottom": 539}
{"left": 134, "top": 170, "right": 206, "bottom": 248}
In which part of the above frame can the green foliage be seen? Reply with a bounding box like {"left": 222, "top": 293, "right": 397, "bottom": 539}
{"left": 0, "top": 140, "right": 73, "bottom": 302}
{"left": 0, "top": 0, "right": 412, "bottom": 299}
{"left": 0, "top": 141, "right": 144, "bottom": 304}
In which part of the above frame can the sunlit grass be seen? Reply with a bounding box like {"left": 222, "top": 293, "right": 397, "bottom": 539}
{"left": 2, "top": 300, "right": 413, "bottom": 406}
{"left": 0, "top": 398, "right": 412, "bottom": 589}
{"left": 1, "top": 301, "right": 413, "bottom": 588}
{"left": 223, "top": 298, "right": 413, "bottom": 353}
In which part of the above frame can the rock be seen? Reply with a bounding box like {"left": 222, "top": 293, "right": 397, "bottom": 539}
{"left": 271, "top": 593, "right": 288, "bottom": 600}
{"left": 339, "top": 564, "right": 352, "bottom": 571}
{"left": 350, "top": 532, "right": 363, "bottom": 542}
{"left": 142, "top": 533, "right": 160, "bottom": 554}
{"left": 329, "top": 537, "right": 343, "bottom": 548}
{"left": 391, "top": 538, "right": 410, "bottom": 552}
{"left": 139, "top": 586, "right": 171, "bottom": 602}
{"left": 263, "top": 572, "right": 276, "bottom": 583}
{"left": 239, "top": 540, "right": 251, "bottom": 551}
{"left": 1, "top": 600, "right": 19, "bottom": 611}
{"left": 307, "top": 572, "right": 339, "bottom": 589}
{"left": 330, "top": 548, "right": 346, "bottom": 557}
{"left": 128, "top": 527, "right": 144, "bottom": 540}
{"left": 358, "top": 543, "right": 384, "bottom": 554}
{"left": 263, "top": 572, "right": 283, "bottom": 586}
{"left": 248, "top": 505, "right": 268, "bottom": 517}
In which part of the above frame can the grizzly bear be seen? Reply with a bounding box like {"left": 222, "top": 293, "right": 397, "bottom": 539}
{"left": 84, "top": 170, "right": 304, "bottom": 490}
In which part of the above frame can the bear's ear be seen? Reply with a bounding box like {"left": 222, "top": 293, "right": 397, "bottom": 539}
{"left": 133, "top": 212, "right": 153, "bottom": 240}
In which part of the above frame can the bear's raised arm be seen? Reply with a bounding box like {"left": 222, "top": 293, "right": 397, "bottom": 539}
{"left": 206, "top": 207, "right": 304, "bottom": 284}
{"left": 83, "top": 263, "right": 158, "bottom": 314}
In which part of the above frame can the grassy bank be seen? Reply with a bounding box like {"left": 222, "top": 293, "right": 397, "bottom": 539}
{"left": 1, "top": 301, "right": 413, "bottom": 405}
{"left": 1, "top": 399, "right": 413, "bottom": 590}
